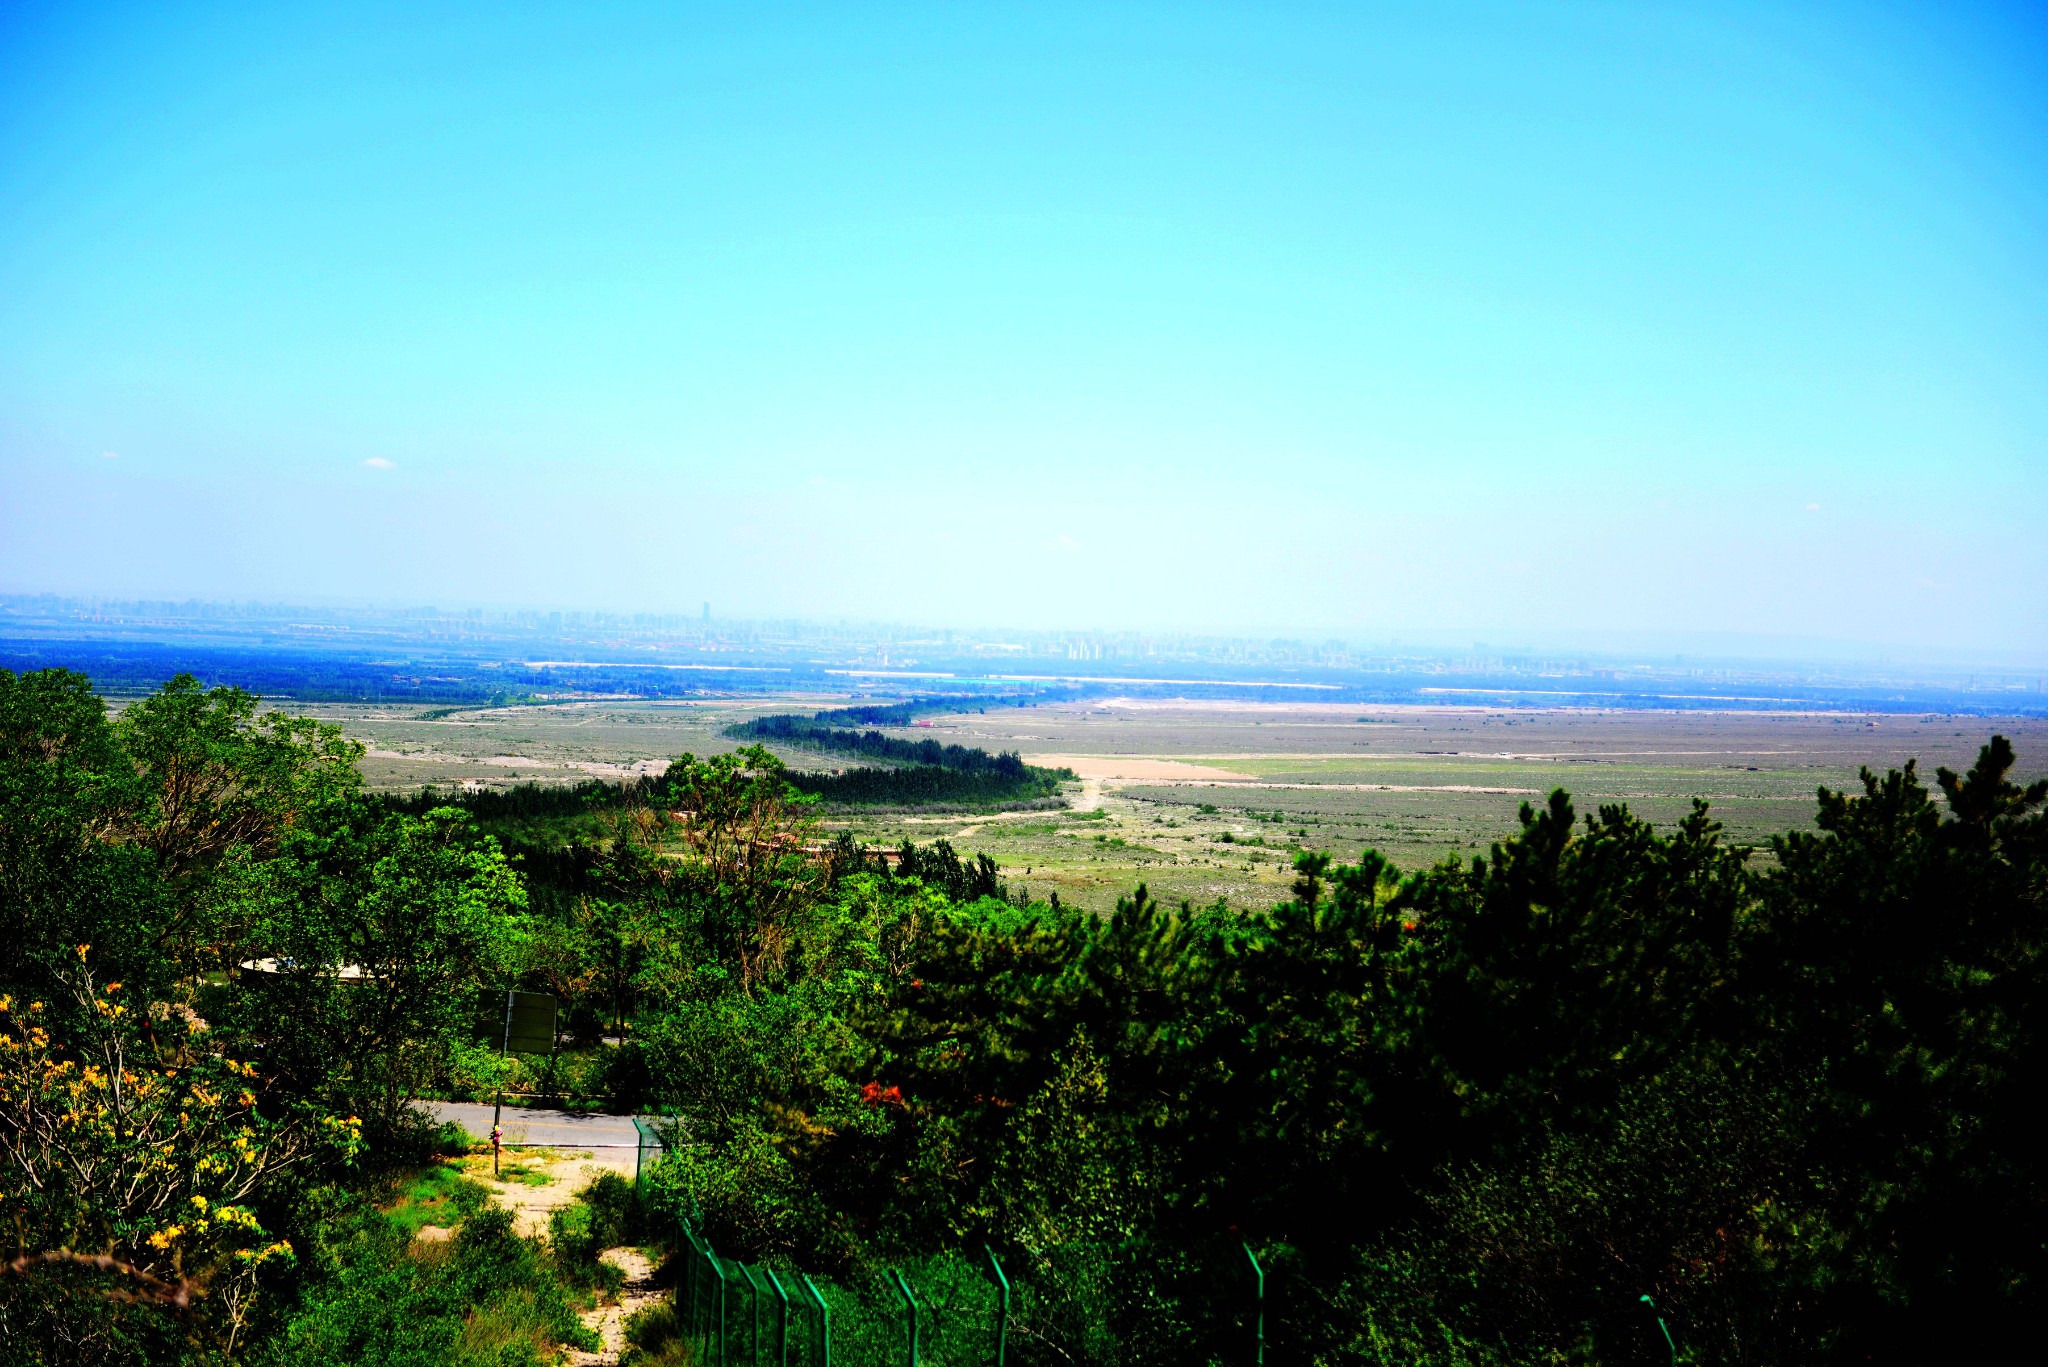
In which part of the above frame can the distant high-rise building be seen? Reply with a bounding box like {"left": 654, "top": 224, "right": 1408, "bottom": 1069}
{"left": 702, "top": 601, "right": 710, "bottom": 622}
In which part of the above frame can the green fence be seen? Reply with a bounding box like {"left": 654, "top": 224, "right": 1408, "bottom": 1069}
{"left": 677, "top": 1223, "right": 1017, "bottom": 1367}
{"left": 632, "top": 1115, "right": 667, "bottom": 1190}
{"left": 674, "top": 1220, "right": 1273, "bottom": 1367}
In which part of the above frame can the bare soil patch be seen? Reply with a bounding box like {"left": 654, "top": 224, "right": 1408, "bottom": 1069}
{"left": 1030, "top": 754, "right": 1255, "bottom": 782}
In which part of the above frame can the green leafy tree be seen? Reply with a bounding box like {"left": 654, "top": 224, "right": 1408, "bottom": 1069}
{"left": 113, "top": 674, "right": 362, "bottom": 982}
{"left": 1742, "top": 738, "right": 2048, "bottom": 1360}
{"left": 0, "top": 669, "right": 170, "bottom": 1026}
{"left": 232, "top": 808, "right": 531, "bottom": 1133}
{"left": 0, "top": 669, "right": 363, "bottom": 1024}
{"left": 660, "top": 746, "right": 825, "bottom": 993}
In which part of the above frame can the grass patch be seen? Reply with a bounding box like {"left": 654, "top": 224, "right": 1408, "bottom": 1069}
{"left": 551, "top": 1172, "right": 645, "bottom": 1294}
{"left": 495, "top": 1161, "right": 556, "bottom": 1187}
{"left": 622, "top": 1301, "right": 692, "bottom": 1365}
{"left": 454, "top": 1284, "right": 571, "bottom": 1364}
{"left": 262, "top": 1202, "right": 597, "bottom": 1366}
{"left": 383, "top": 1160, "right": 490, "bottom": 1237}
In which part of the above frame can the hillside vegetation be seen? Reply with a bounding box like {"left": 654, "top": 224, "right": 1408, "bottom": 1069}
{"left": 3, "top": 668, "right": 2045, "bottom": 1364}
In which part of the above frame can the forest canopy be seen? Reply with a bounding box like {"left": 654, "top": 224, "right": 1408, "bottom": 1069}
{"left": 3, "top": 667, "right": 2045, "bottom": 1365}
{"left": 723, "top": 712, "right": 1076, "bottom": 806}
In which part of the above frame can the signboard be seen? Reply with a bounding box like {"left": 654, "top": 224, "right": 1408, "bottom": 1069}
{"left": 499, "top": 990, "right": 558, "bottom": 1056}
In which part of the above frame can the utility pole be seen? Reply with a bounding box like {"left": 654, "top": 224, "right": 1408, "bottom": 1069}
{"left": 493, "top": 989, "right": 513, "bottom": 1176}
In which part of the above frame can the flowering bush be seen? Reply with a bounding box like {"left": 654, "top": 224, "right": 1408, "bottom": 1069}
{"left": 0, "top": 950, "right": 360, "bottom": 1357}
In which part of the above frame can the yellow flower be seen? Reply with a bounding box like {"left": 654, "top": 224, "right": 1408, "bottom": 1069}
{"left": 238, "top": 1239, "right": 295, "bottom": 1265}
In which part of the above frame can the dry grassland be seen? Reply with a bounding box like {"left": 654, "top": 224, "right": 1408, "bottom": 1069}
{"left": 307, "top": 696, "right": 2048, "bottom": 916}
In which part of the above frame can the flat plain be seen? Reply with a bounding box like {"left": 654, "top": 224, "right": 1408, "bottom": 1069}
{"left": 302, "top": 697, "right": 2048, "bottom": 915}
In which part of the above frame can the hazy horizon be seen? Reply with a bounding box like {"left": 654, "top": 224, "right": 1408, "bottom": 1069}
{"left": 8, "top": 589, "right": 2048, "bottom": 677}
{"left": 4, "top": 2, "right": 2045, "bottom": 653}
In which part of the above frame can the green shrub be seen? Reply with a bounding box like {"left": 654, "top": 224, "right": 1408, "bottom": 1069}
{"left": 261, "top": 1202, "right": 595, "bottom": 1367}
{"left": 551, "top": 1173, "right": 644, "bottom": 1291}
{"left": 622, "top": 1300, "right": 695, "bottom": 1365}
{"left": 444, "top": 1039, "right": 522, "bottom": 1100}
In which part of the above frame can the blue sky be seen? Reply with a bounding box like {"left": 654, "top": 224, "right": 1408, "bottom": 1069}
{"left": 2, "top": 1, "right": 2044, "bottom": 657}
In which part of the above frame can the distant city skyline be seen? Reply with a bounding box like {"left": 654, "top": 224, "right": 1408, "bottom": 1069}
{"left": 4, "top": 2, "right": 2045, "bottom": 655}
{"left": 7, "top": 590, "right": 2045, "bottom": 677}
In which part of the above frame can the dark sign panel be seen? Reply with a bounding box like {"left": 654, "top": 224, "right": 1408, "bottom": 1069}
{"left": 501, "top": 990, "right": 557, "bottom": 1055}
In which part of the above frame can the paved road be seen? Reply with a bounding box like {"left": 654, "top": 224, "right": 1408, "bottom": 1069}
{"left": 425, "top": 1100, "right": 649, "bottom": 1157}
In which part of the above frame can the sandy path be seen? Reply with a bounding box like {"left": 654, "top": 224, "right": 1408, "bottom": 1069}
{"left": 427, "top": 1102, "right": 649, "bottom": 1236}
{"left": 414, "top": 1103, "right": 668, "bottom": 1363}
{"left": 567, "top": 1247, "right": 662, "bottom": 1366}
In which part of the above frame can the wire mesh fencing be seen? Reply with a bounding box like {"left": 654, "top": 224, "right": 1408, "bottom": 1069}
{"left": 677, "top": 1224, "right": 1017, "bottom": 1367}
{"left": 674, "top": 1220, "right": 1269, "bottom": 1367}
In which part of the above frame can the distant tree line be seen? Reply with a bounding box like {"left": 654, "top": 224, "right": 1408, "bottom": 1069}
{"left": 811, "top": 690, "right": 1081, "bottom": 727}
{"left": 812, "top": 700, "right": 935, "bottom": 726}
{"left": 723, "top": 709, "right": 1076, "bottom": 806}
{"left": 381, "top": 705, "right": 1081, "bottom": 820}
{"left": 784, "top": 762, "right": 1065, "bottom": 807}
{"left": 726, "top": 713, "right": 1071, "bottom": 780}
{"left": 382, "top": 775, "right": 658, "bottom": 820}
{"left": 389, "top": 755, "right": 1069, "bottom": 816}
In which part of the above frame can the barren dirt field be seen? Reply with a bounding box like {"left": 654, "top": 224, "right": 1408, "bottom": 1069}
{"left": 306, "top": 697, "right": 2048, "bottom": 915}
{"left": 298, "top": 696, "right": 835, "bottom": 791}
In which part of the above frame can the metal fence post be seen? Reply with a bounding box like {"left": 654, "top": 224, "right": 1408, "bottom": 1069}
{"left": 704, "top": 1239, "right": 729, "bottom": 1367}
{"left": 889, "top": 1268, "right": 920, "bottom": 1367}
{"left": 633, "top": 1115, "right": 664, "bottom": 1188}
{"left": 689, "top": 1226, "right": 702, "bottom": 1340}
{"left": 1243, "top": 1243, "right": 1264, "bottom": 1367}
{"left": 984, "top": 1247, "right": 1010, "bottom": 1367}
{"left": 802, "top": 1273, "right": 832, "bottom": 1367}
{"left": 1639, "top": 1295, "right": 1677, "bottom": 1367}
{"left": 746, "top": 1264, "right": 774, "bottom": 1367}
{"left": 677, "top": 1222, "right": 692, "bottom": 1336}
{"left": 681, "top": 1222, "right": 707, "bottom": 1341}
{"left": 767, "top": 1269, "right": 792, "bottom": 1367}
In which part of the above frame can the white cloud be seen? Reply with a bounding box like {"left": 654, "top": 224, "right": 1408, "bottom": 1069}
{"left": 1804, "top": 502, "right": 1821, "bottom": 512}
{"left": 100, "top": 450, "right": 119, "bottom": 459}
{"left": 361, "top": 457, "right": 397, "bottom": 470}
